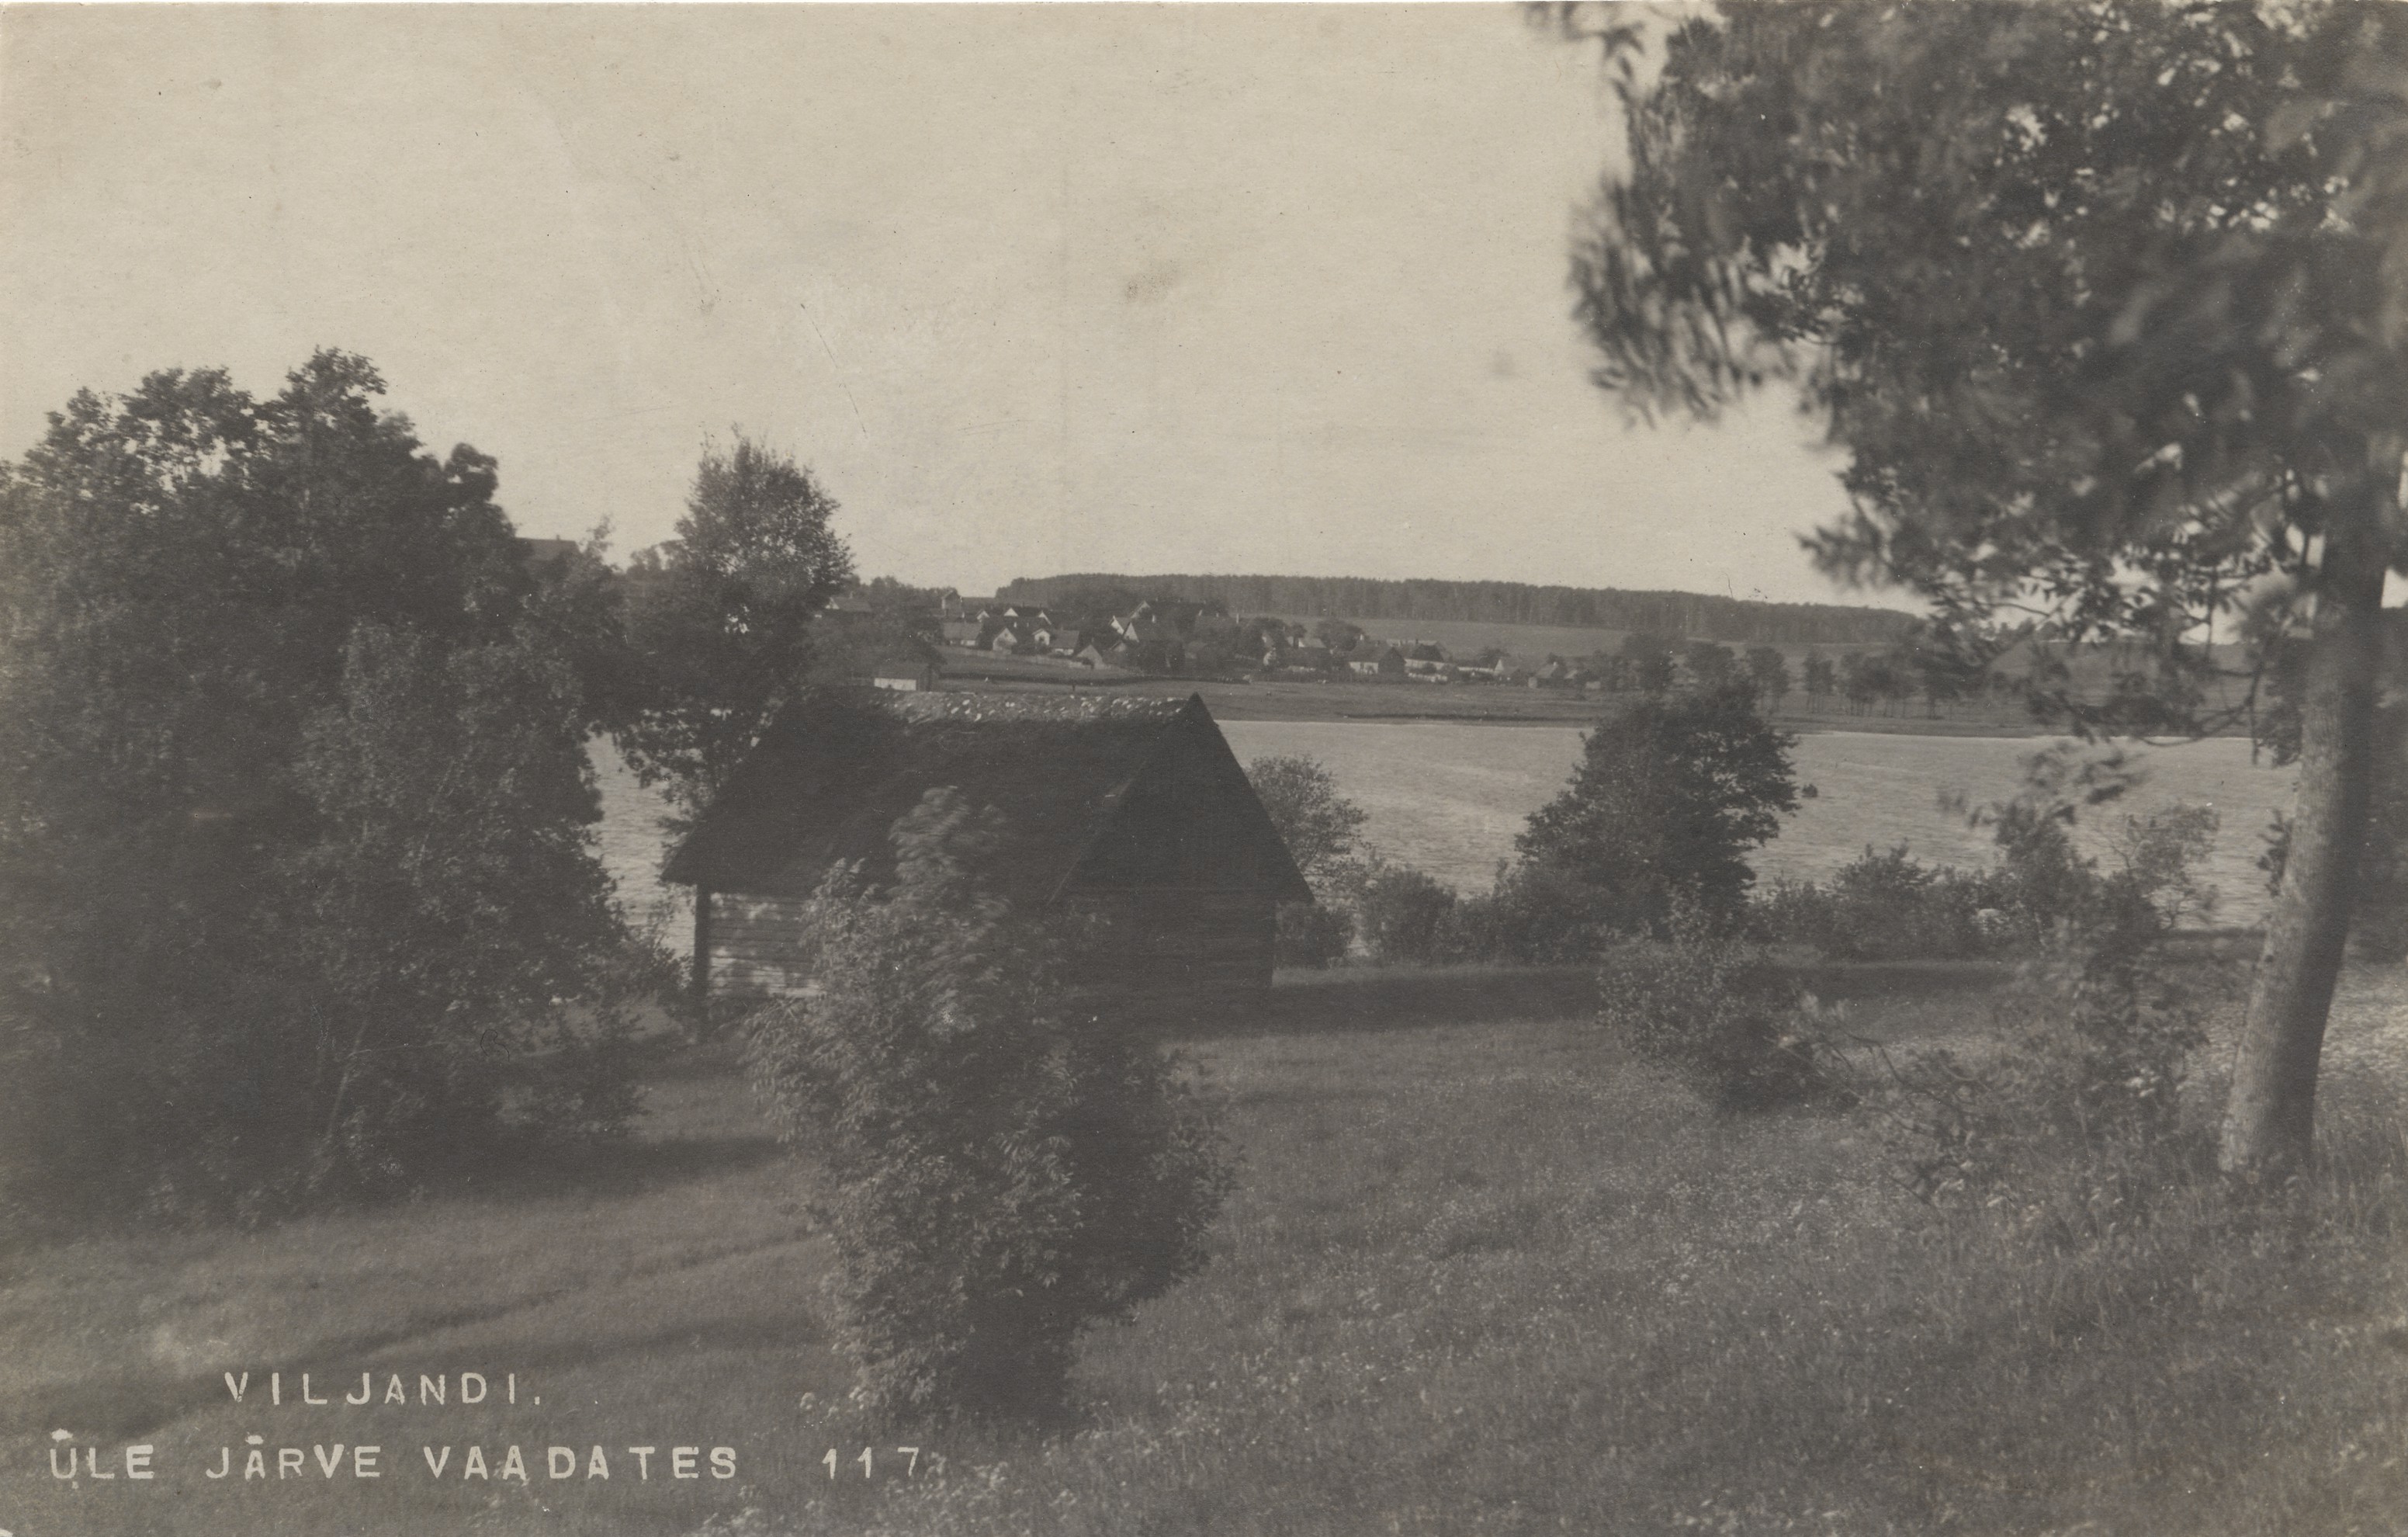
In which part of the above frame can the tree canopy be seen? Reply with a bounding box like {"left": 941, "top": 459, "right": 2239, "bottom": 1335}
{"left": 1516, "top": 684, "right": 1798, "bottom": 935}
{"left": 1246, "top": 755, "right": 1371, "bottom": 886}
{"left": 1564, "top": 0, "right": 2408, "bottom": 1168}
{"left": 616, "top": 433, "right": 856, "bottom": 816}
{"left": 0, "top": 352, "right": 645, "bottom": 1216}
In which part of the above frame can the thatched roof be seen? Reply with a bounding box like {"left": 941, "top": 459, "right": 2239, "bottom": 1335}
{"left": 663, "top": 692, "right": 1310, "bottom": 905}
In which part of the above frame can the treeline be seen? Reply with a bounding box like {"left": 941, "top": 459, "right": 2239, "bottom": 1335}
{"left": 996, "top": 572, "right": 1915, "bottom": 647}
{"left": 0, "top": 359, "right": 861, "bottom": 1222}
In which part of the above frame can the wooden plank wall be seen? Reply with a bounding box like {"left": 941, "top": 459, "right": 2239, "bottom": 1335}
{"left": 1065, "top": 890, "right": 1277, "bottom": 1018}
{"left": 703, "top": 891, "right": 818, "bottom": 998}
{"left": 702, "top": 887, "right": 1280, "bottom": 1018}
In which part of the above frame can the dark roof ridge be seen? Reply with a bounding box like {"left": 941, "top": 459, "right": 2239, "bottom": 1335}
{"left": 889, "top": 691, "right": 1190, "bottom": 724}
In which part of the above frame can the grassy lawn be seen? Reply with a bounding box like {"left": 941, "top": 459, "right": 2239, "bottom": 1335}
{"left": 9, "top": 965, "right": 2408, "bottom": 1535}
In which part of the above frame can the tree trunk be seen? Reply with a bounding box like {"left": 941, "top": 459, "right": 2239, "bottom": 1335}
{"left": 2219, "top": 468, "right": 2395, "bottom": 1174}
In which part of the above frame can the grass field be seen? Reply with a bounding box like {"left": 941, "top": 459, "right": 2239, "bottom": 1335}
{"left": 10, "top": 960, "right": 2408, "bottom": 1537}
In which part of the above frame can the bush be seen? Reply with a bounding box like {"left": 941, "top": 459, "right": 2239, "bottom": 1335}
{"left": 1246, "top": 755, "right": 1370, "bottom": 883}
{"left": 1252, "top": 755, "right": 1370, "bottom": 967}
{"left": 1758, "top": 755, "right": 2223, "bottom": 964}
{"left": 1354, "top": 858, "right": 1460, "bottom": 965}
{"left": 1870, "top": 805, "right": 2231, "bottom": 1218}
{"left": 1987, "top": 798, "right": 2107, "bottom": 935}
{"left": 744, "top": 788, "right": 1235, "bottom": 1423}
{"left": 1596, "top": 912, "right": 1838, "bottom": 1111}
{"left": 1450, "top": 860, "right": 1627, "bottom": 963}
{"left": 1869, "top": 955, "right": 2226, "bottom": 1231}
{"left": 1755, "top": 845, "right": 2009, "bottom": 960}
{"left": 1273, "top": 898, "right": 1353, "bottom": 968}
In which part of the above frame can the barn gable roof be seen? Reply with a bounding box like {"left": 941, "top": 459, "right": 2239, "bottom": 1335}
{"left": 662, "top": 692, "right": 1310, "bottom": 905}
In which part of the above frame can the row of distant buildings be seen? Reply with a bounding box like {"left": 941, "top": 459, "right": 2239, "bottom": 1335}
{"left": 932, "top": 595, "right": 1600, "bottom": 687}
{"left": 515, "top": 551, "right": 1613, "bottom": 691}
{"left": 941, "top": 598, "right": 1246, "bottom": 671}
{"left": 1316, "top": 644, "right": 1594, "bottom": 689}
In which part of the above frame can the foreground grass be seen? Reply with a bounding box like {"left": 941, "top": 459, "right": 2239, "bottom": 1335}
{"left": 9, "top": 966, "right": 2408, "bottom": 1535}
{"left": 812, "top": 1011, "right": 2408, "bottom": 1537}
{"left": 1, "top": 1056, "right": 849, "bottom": 1536}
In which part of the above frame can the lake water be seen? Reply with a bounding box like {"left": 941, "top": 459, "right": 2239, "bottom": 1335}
{"left": 593, "top": 723, "right": 2302, "bottom": 951}
{"left": 1222, "top": 723, "right": 2296, "bottom": 925}
{"left": 593, "top": 746, "right": 693, "bottom": 953}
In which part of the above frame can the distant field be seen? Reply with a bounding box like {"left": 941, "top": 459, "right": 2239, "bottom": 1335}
{"left": 1221, "top": 723, "right": 2299, "bottom": 924}
{"left": 937, "top": 671, "right": 1620, "bottom": 723}
{"left": 1274, "top": 612, "right": 2251, "bottom": 676}
{"left": 1292, "top": 613, "right": 1912, "bottom": 665}
{"left": 931, "top": 624, "right": 2262, "bottom": 736}
{"left": 1270, "top": 614, "right": 1904, "bottom": 673}
{"left": 600, "top": 724, "right": 2301, "bottom": 939}
{"left": 1298, "top": 614, "right": 1636, "bottom": 664}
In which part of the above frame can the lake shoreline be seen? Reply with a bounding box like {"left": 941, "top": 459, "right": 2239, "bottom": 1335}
{"left": 592, "top": 719, "right": 2299, "bottom": 958}
{"left": 937, "top": 674, "right": 2254, "bottom": 737}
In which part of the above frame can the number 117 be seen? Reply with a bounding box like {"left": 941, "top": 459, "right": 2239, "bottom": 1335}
{"left": 826, "top": 1446, "right": 920, "bottom": 1478}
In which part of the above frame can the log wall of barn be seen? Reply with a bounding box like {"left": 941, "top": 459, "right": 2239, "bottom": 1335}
{"left": 700, "top": 887, "right": 1280, "bottom": 1015}
{"left": 702, "top": 891, "right": 817, "bottom": 998}
{"left": 1065, "top": 890, "right": 1277, "bottom": 1015}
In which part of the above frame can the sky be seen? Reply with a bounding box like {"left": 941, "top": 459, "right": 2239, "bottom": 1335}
{"left": 0, "top": 4, "right": 1887, "bottom": 609}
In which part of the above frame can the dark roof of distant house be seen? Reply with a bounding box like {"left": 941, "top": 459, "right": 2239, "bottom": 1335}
{"left": 515, "top": 536, "right": 581, "bottom": 566}
{"left": 663, "top": 692, "right": 1308, "bottom": 905}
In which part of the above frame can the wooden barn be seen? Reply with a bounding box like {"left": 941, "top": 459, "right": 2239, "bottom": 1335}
{"left": 663, "top": 691, "right": 1311, "bottom": 1011}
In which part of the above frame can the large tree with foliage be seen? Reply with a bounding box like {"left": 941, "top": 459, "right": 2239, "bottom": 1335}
{"left": 1564, "top": 0, "right": 2408, "bottom": 1170}
{"left": 1744, "top": 645, "right": 1791, "bottom": 712}
{"left": 0, "top": 352, "right": 644, "bottom": 1216}
{"left": 616, "top": 433, "right": 857, "bottom": 816}
{"left": 1248, "top": 754, "right": 1372, "bottom": 966}
{"left": 1516, "top": 683, "right": 1797, "bottom": 938}
{"left": 1246, "top": 755, "right": 1371, "bottom": 884}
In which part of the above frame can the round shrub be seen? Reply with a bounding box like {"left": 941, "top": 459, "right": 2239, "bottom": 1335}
{"left": 744, "top": 789, "right": 1235, "bottom": 1423}
{"left": 1757, "top": 845, "right": 2002, "bottom": 961}
{"left": 1274, "top": 898, "right": 1353, "bottom": 967}
{"left": 1356, "top": 859, "right": 1460, "bottom": 965}
{"left": 1596, "top": 914, "right": 1835, "bottom": 1111}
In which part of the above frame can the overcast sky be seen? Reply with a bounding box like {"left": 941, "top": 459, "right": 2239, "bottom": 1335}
{"left": 2, "top": 4, "right": 1886, "bottom": 608}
